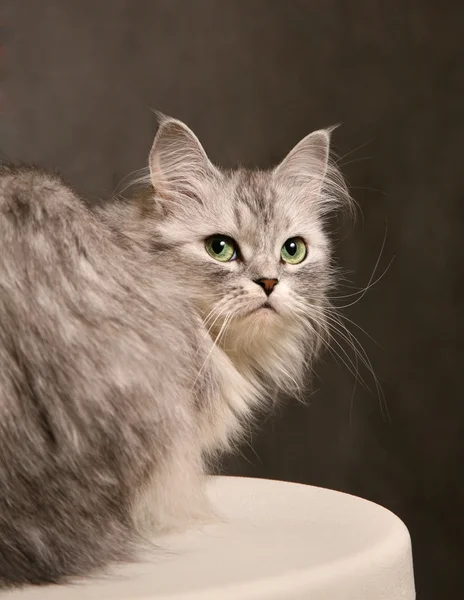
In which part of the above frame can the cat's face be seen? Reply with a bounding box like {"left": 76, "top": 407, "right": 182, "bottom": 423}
{"left": 147, "top": 117, "right": 347, "bottom": 365}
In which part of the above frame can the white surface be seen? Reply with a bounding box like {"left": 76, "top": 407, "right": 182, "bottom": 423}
{"left": 5, "top": 476, "right": 415, "bottom": 600}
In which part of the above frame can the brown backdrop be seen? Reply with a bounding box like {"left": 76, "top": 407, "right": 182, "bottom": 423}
{"left": 2, "top": 1, "right": 463, "bottom": 597}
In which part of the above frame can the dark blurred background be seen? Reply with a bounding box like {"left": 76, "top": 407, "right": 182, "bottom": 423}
{"left": 2, "top": 1, "right": 463, "bottom": 597}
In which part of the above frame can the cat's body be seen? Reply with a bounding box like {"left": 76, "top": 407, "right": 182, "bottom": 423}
{"left": 0, "top": 117, "right": 349, "bottom": 587}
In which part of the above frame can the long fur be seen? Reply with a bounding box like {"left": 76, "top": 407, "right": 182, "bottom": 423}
{"left": 0, "top": 117, "right": 350, "bottom": 587}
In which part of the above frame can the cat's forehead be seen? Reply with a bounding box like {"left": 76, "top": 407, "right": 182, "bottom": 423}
{"left": 222, "top": 169, "right": 316, "bottom": 239}
{"left": 231, "top": 170, "right": 277, "bottom": 225}
{"left": 163, "top": 168, "right": 323, "bottom": 247}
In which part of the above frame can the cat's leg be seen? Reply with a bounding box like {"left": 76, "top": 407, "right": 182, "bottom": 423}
{"left": 132, "top": 441, "right": 214, "bottom": 535}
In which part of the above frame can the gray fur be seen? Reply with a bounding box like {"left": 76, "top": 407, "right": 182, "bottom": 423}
{"left": 0, "top": 117, "right": 349, "bottom": 587}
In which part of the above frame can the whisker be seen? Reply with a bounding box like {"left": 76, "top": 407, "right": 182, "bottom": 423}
{"left": 324, "top": 306, "right": 382, "bottom": 349}
{"left": 329, "top": 225, "right": 393, "bottom": 310}
{"left": 306, "top": 302, "right": 389, "bottom": 422}
{"left": 309, "top": 310, "right": 369, "bottom": 392}
{"left": 192, "top": 311, "right": 233, "bottom": 390}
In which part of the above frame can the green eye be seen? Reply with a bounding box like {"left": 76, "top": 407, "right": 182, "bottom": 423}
{"left": 205, "top": 235, "right": 238, "bottom": 262}
{"left": 281, "top": 237, "right": 307, "bottom": 264}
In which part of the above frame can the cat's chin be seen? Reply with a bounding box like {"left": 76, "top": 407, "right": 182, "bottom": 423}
{"left": 253, "top": 305, "right": 278, "bottom": 320}
{"left": 238, "top": 302, "right": 279, "bottom": 319}
{"left": 237, "top": 305, "right": 285, "bottom": 333}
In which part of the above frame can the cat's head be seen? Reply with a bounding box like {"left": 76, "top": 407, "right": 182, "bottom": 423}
{"left": 144, "top": 116, "right": 350, "bottom": 388}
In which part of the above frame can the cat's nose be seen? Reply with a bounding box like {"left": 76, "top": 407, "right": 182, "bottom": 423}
{"left": 254, "top": 278, "right": 279, "bottom": 296}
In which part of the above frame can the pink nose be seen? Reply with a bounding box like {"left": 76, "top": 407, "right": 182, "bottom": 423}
{"left": 254, "top": 278, "right": 278, "bottom": 296}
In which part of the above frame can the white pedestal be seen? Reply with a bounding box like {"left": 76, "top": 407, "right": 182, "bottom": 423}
{"left": 5, "top": 476, "right": 415, "bottom": 599}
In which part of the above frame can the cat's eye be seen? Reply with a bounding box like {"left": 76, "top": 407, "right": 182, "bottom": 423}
{"left": 205, "top": 235, "right": 238, "bottom": 262}
{"left": 281, "top": 237, "right": 307, "bottom": 264}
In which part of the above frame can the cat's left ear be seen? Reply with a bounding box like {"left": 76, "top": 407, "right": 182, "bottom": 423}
{"left": 149, "top": 115, "right": 218, "bottom": 202}
{"left": 273, "top": 129, "right": 331, "bottom": 194}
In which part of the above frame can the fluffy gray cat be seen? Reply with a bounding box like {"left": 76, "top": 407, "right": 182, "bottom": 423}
{"left": 0, "top": 116, "right": 349, "bottom": 587}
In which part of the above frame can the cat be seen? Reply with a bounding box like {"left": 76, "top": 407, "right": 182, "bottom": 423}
{"left": 0, "top": 115, "right": 350, "bottom": 587}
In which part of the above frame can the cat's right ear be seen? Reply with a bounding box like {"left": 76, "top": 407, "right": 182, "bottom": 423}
{"left": 149, "top": 116, "right": 218, "bottom": 203}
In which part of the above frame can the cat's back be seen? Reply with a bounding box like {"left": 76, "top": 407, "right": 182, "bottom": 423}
{"left": 0, "top": 166, "right": 203, "bottom": 586}
{"left": 0, "top": 164, "right": 101, "bottom": 268}
{"left": 0, "top": 164, "right": 83, "bottom": 225}
{"left": 0, "top": 164, "right": 198, "bottom": 421}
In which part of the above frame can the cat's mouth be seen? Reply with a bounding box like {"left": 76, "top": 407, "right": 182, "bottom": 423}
{"left": 231, "top": 301, "right": 279, "bottom": 320}
{"left": 261, "top": 302, "right": 276, "bottom": 312}
{"left": 248, "top": 302, "right": 277, "bottom": 316}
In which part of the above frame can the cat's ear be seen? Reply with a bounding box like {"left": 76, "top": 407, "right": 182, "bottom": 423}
{"left": 149, "top": 116, "right": 217, "bottom": 202}
{"left": 273, "top": 127, "right": 350, "bottom": 214}
{"left": 273, "top": 129, "right": 331, "bottom": 192}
